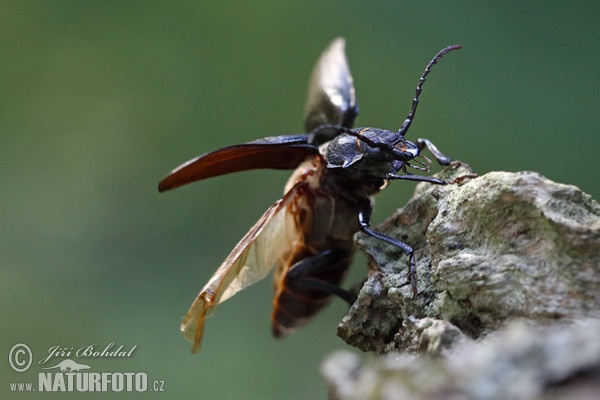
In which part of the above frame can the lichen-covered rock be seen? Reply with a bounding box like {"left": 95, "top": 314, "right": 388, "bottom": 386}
{"left": 338, "top": 163, "right": 600, "bottom": 352}
{"left": 323, "top": 319, "right": 600, "bottom": 400}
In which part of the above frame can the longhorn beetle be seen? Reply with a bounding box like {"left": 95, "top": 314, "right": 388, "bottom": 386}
{"left": 159, "top": 38, "right": 461, "bottom": 352}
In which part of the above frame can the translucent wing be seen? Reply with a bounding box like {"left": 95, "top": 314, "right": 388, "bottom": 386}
{"left": 180, "top": 182, "right": 304, "bottom": 352}
{"left": 304, "top": 37, "right": 358, "bottom": 133}
{"left": 158, "top": 135, "right": 317, "bottom": 192}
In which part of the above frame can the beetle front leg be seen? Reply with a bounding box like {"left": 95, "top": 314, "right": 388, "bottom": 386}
{"left": 416, "top": 137, "right": 451, "bottom": 165}
{"left": 358, "top": 210, "right": 418, "bottom": 296}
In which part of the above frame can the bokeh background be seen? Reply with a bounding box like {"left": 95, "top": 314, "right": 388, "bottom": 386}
{"left": 2, "top": 1, "right": 599, "bottom": 399}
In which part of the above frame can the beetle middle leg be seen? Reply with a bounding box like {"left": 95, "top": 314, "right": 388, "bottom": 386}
{"left": 358, "top": 210, "right": 418, "bottom": 296}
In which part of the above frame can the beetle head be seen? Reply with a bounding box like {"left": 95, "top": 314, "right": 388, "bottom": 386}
{"left": 325, "top": 127, "right": 427, "bottom": 176}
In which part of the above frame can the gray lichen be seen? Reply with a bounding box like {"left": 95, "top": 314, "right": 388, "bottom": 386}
{"left": 325, "top": 163, "right": 600, "bottom": 399}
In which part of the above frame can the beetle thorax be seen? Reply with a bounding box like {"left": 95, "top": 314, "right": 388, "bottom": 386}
{"left": 320, "top": 128, "right": 417, "bottom": 196}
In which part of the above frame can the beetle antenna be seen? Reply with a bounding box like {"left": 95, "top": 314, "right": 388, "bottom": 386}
{"left": 398, "top": 44, "right": 461, "bottom": 136}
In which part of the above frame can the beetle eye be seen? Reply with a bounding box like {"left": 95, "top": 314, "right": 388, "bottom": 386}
{"left": 395, "top": 143, "right": 407, "bottom": 152}
{"left": 391, "top": 140, "right": 419, "bottom": 160}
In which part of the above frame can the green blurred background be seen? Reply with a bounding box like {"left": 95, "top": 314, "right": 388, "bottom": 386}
{"left": 2, "top": 1, "right": 599, "bottom": 399}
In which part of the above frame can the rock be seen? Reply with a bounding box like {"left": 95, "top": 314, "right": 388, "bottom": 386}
{"left": 338, "top": 162, "right": 600, "bottom": 353}
{"left": 323, "top": 319, "right": 600, "bottom": 400}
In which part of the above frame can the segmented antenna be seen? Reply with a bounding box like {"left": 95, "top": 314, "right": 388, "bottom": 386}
{"left": 398, "top": 44, "right": 461, "bottom": 135}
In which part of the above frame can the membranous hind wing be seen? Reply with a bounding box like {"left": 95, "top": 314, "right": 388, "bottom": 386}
{"left": 180, "top": 181, "right": 306, "bottom": 352}
{"left": 304, "top": 37, "right": 358, "bottom": 134}
{"left": 158, "top": 134, "right": 317, "bottom": 192}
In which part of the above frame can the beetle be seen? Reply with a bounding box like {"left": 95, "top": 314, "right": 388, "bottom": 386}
{"left": 158, "top": 38, "right": 461, "bottom": 352}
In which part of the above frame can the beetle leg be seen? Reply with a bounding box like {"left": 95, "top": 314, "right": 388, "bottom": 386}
{"left": 358, "top": 210, "right": 418, "bottom": 296}
{"left": 386, "top": 172, "right": 447, "bottom": 185}
{"left": 287, "top": 248, "right": 357, "bottom": 304}
{"left": 416, "top": 138, "right": 451, "bottom": 165}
